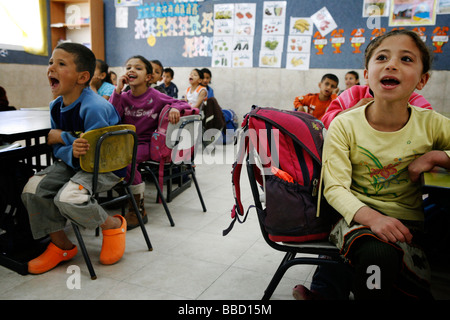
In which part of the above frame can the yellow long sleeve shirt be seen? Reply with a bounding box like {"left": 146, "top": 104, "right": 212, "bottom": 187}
{"left": 322, "top": 102, "right": 450, "bottom": 225}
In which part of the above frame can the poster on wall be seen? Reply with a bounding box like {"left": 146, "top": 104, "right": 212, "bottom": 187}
{"left": 212, "top": 3, "right": 256, "bottom": 68}
{"left": 311, "top": 7, "right": 337, "bottom": 37}
{"left": 234, "top": 3, "right": 256, "bottom": 35}
{"left": 389, "top": 0, "right": 437, "bottom": 26}
{"left": 214, "top": 3, "right": 234, "bottom": 35}
{"left": 115, "top": 0, "right": 142, "bottom": 7}
{"left": 362, "top": 0, "right": 390, "bottom": 17}
{"left": 259, "top": 1, "right": 286, "bottom": 68}
{"left": 438, "top": 0, "right": 450, "bottom": 13}
{"left": 286, "top": 52, "right": 310, "bottom": 70}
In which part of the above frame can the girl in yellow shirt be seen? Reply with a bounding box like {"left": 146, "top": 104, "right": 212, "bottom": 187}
{"left": 322, "top": 29, "right": 450, "bottom": 299}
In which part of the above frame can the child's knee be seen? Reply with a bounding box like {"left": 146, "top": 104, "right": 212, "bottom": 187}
{"left": 57, "top": 180, "right": 90, "bottom": 205}
{"left": 22, "top": 174, "right": 45, "bottom": 195}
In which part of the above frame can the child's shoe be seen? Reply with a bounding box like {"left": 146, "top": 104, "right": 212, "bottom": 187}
{"left": 100, "top": 215, "right": 127, "bottom": 265}
{"left": 28, "top": 242, "right": 78, "bottom": 274}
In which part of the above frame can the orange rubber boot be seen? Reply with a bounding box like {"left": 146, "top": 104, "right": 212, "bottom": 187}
{"left": 28, "top": 242, "right": 78, "bottom": 274}
{"left": 100, "top": 215, "right": 127, "bottom": 265}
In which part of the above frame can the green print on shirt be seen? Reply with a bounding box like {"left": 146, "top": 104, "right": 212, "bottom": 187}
{"left": 356, "top": 146, "right": 408, "bottom": 196}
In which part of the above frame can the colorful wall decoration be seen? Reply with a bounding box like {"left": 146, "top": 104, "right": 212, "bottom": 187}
{"left": 102, "top": 0, "right": 450, "bottom": 70}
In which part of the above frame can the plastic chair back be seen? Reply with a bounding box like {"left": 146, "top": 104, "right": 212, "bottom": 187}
{"left": 165, "top": 114, "right": 202, "bottom": 150}
{"left": 80, "top": 124, "right": 136, "bottom": 173}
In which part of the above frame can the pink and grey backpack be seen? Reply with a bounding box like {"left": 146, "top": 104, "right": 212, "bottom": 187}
{"left": 224, "top": 106, "right": 338, "bottom": 242}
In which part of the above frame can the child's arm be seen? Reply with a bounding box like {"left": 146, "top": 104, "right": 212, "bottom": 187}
{"left": 115, "top": 74, "right": 128, "bottom": 94}
{"left": 47, "top": 129, "right": 65, "bottom": 145}
{"left": 408, "top": 150, "right": 450, "bottom": 182}
{"left": 192, "top": 89, "right": 207, "bottom": 109}
{"left": 293, "top": 96, "right": 305, "bottom": 111}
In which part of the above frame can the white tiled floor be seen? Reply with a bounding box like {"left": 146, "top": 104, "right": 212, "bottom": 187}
{"left": 0, "top": 144, "right": 449, "bottom": 300}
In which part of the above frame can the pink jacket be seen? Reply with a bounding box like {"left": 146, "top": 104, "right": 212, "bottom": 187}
{"left": 321, "top": 85, "right": 432, "bottom": 129}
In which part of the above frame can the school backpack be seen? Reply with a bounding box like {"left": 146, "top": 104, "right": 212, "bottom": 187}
{"left": 223, "top": 105, "right": 338, "bottom": 242}
{"left": 150, "top": 104, "right": 200, "bottom": 195}
{"left": 220, "top": 109, "right": 239, "bottom": 144}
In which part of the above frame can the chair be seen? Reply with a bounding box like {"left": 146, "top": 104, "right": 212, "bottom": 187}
{"left": 72, "top": 124, "right": 152, "bottom": 280}
{"left": 245, "top": 150, "right": 345, "bottom": 300}
{"left": 139, "top": 114, "right": 206, "bottom": 227}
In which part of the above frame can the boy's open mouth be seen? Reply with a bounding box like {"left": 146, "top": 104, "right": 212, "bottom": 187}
{"left": 380, "top": 77, "right": 400, "bottom": 87}
{"left": 49, "top": 77, "right": 60, "bottom": 89}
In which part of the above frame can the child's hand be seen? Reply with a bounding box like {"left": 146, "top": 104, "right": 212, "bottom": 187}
{"left": 47, "top": 129, "right": 64, "bottom": 145}
{"left": 72, "top": 137, "right": 90, "bottom": 158}
{"left": 370, "top": 214, "right": 412, "bottom": 244}
{"left": 354, "top": 206, "right": 412, "bottom": 244}
{"left": 116, "top": 74, "right": 129, "bottom": 93}
{"left": 168, "top": 108, "right": 181, "bottom": 124}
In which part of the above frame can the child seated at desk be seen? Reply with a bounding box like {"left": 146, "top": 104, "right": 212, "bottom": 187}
{"left": 21, "top": 43, "right": 126, "bottom": 275}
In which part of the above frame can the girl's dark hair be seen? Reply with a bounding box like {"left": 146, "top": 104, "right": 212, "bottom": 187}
{"left": 55, "top": 42, "right": 96, "bottom": 84}
{"left": 364, "top": 29, "right": 433, "bottom": 74}
{"left": 193, "top": 68, "right": 204, "bottom": 79}
{"left": 96, "top": 59, "right": 112, "bottom": 84}
{"left": 127, "top": 55, "right": 153, "bottom": 74}
{"left": 201, "top": 68, "right": 211, "bottom": 77}
{"left": 346, "top": 70, "right": 359, "bottom": 80}
{"left": 151, "top": 59, "right": 164, "bottom": 70}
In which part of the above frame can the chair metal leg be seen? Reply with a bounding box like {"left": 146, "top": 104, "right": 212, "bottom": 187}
{"left": 262, "top": 254, "right": 341, "bottom": 300}
{"left": 188, "top": 164, "right": 207, "bottom": 212}
{"left": 126, "top": 187, "right": 153, "bottom": 251}
{"left": 143, "top": 165, "right": 175, "bottom": 227}
{"left": 71, "top": 223, "right": 97, "bottom": 280}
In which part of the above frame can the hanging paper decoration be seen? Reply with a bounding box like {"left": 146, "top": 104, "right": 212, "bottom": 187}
{"left": 201, "top": 12, "right": 214, "bottom": 33}
{"left": 350, "top": 28, "right": 365, "bottom": 53}
{"left": 155, "top": 18, "right": 167, "bottom": 37}
{"left": 189, "top": 16, "right": 202, "bottom": 36}
{"left": 313, "top": 31, "right": 327, "bottom": 55}
{"left": 432, "top": 26, "right": 449, "bottom": 53}
{"left": 330, "top": 29, "right": 344, "bottom": 53}
{"left": 178, "top": 16, "right": 190, "bottom": 36}
{"left": 412, "top": 27, "right": 427, "bottom": 42}
{"left": 166, "top": 16, "right": 178, "bottom": 36}
{"left": 370, "top": 28, "right": 386, "bottom": 40}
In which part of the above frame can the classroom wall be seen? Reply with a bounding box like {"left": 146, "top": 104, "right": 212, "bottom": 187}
{"left": 110, "top": 65, "right": 450, "bottom": 120}
{"left": 1, "top": 0, "right": 449, "bottom": 119}
{"left": 1, "top": 63, "right": 449, "bottom": 119}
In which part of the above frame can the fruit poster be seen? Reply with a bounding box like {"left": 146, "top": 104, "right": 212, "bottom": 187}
{"left": 212, "top": 3, "right": 256, "bottom": 67}
{"left": 289, "top": 17, "right": 313, "bottom": 36}
{"left": 286, "top": 52, "right": 310, "bottom": 70}
{"left": 214, "top": 3, "right": 234, "bottom": 35}
{"left": 259, "top": 1, "right": 286, "bottom": 68}
{"left": 234, "top": 3, "right": 256, "bottom": 36}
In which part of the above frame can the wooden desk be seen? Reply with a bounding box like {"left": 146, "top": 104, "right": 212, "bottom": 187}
{"left": 422, "top": 166, "right": 450, "bottom": 211}
{"left": 422, "top": 167, "right": 450, "bottom": 193}
{"left": 0, "top": 110, "right": 52, "bottom": 171}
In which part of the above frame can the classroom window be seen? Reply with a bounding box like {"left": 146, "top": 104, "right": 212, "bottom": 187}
{"left": 0, "top": 0, "right": 48, "bottom": 56}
